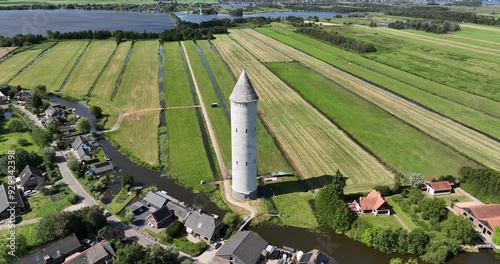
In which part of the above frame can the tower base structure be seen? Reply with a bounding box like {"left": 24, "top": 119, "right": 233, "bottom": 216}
{"left": 232, "top": 187, "right": 257, "bottom": 201}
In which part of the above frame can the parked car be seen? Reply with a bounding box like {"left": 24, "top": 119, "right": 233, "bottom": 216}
{"left": 104, "top": 155, "right": 111, "bottom": 161}
{"left": 103, "top": 210, "right": 111, "bottom": 217}
{"left": 80, "top": 239, "right": 96, "bottom": 247}
{"left": 211, "top": 242, "right": 222, "bottom": 249}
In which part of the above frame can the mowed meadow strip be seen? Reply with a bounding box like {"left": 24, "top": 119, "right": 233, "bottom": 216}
{"left": 62, "top": 40, "right": 116, "bottom": 97}
{"left": 267, "top": 62, "right": 476, "bottom": 177}
{"left": 0, "top": 47, "right": 17, "bottom": 59}
{"left": 164, "top": 42, "right": 193, "bottom": 107}
{"left": 110, "top": 110, "right": 160, "bottom": 165}
{"left": 113, "top": 40, "right": 159, "bottom": 111}
{"left": 228, "top": 29, "right": 291, "bottom": 63}
{"left": 0, "top": 49, "right": 40, "bottom": 84}
{"left": 244, "top": 29, "right": 500, "bottom": 170}
{"left": 10, "top": 41, "right": 88, "bottom": 91}
{"left": 213, "top": 35, "right": 393, "bottom": 192}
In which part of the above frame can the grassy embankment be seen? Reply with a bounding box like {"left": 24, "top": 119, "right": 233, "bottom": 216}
{"left": 0, "top": 42, "right": 56, "bottom": 84}
{"left": 10, "top": 41, "right": 88, "bottom": 91}
{"left": 249, "top": 28, "right": 500, "bottom": 171}
{"left": 62, "top": 40, "right": 116, "bottom": 97}
{"left": 198, "top": 40, "right": 317, "bottom": 228}
{"left": 162, "top": 42, "right": 214, "bottom": 192}
{"left": 88, "top": 41, "right": 132, "bottom": 129}
{"left": 266, "top": 62, "right": 476, "bottom": 177}
{"left": 110, "top": 40, "right": 160, "bottom": 166}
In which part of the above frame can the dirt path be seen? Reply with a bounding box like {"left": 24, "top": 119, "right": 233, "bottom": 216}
{"left": 393, "top": 214, "right": 410, "bottom": 231}
{"left": 181, "top": 42, "right": 256, "bottom": 219}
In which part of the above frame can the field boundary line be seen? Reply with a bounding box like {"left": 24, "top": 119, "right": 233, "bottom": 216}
{"left": 6, "top": 42, "right": 58, "bottom": 83}
{"left": 111, "top": 41, "right": 134, "bottom": 101}
{"left": 58, "top": 41, "right": 90, "bottom": 92}
{"left": 86, "top": 42, "right": 119, "bottom": 96}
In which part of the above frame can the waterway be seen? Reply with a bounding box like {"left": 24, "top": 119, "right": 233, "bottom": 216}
{"left": 0, "top": 9, "right": 176, "bottom": 37}
{"left": 175, "top": 11, "right": 347, "bottom": 24}
{"left": 53, "top": 96, "right": 499, "bottom": 263}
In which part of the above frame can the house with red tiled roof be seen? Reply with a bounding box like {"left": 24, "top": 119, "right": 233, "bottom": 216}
{"left": 424, "top": 181, "right": 452, "bottom": 195}
{"left": 454, "top": 204, "right": 500, "bottom": 243}
{"left": 354, "top": 190, "right": 390, "bottom": 216}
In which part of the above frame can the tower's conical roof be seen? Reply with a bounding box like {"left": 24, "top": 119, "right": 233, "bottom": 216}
{"left": 229, "top": 70, "right": 259, "bottom": 103}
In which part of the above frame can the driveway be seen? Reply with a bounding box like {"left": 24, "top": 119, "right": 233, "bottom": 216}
{"left": 12, "top": 104, "right": 44, "bottom": 129}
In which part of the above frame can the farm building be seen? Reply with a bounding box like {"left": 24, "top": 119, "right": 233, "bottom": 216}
{"left": 454, "top": 204, "right": 500, "bottom": 243}
{"left": 424, "top": 181, "right": 452, "bottom": 195}
{"left": 354, "top": 190, "right": 390, "bottom": 216}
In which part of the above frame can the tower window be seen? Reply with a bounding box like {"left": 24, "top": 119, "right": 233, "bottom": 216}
{"left": 236, "top": 161, "right": 238, "bottom": 165}
{"left": 235, "top": 128, "right": 237, "bottom": 132}
{"left": 245, "top": 162, "right": 248, "bottom": 166}
{"left": 254, "top": 159, "right": 256, "bottom": 164}
{"left": 254, "top": 127, "right": 256, "bottom": 132}
{"left": 245, "top": 129, "right": 247, "bottom": 133}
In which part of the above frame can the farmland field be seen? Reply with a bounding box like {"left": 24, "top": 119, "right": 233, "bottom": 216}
{"left": 62, "top": 40, "right": 116, "bottom": 97}
{"left": 213, "top": 34, "right": 394, "bottom": 192}
{"left": 194, "top": 41, "right": 291, "bottom": 174}
{"left": 0, "top": 49, "right": 41, "bottom": 84}
{"left": 113, "top": 40, "right": 159, "bottom": 111}
{"left": 164, "top": 42, "right": 193, "bottom": 107}
{"left": 267, "top": 62, "right": 476, "bottom": 177}
{"left": 0, "top": 47, "right": 16, "bottom": 58}
{"left": 10, "top": 41, "right": 88, "bottom": 91}
{"left": 247, "top": 28, "right": 500, "bottom": 170}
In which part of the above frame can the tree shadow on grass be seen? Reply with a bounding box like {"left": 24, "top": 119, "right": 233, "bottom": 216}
{"left": 265, "top": 175, "right": 339, "bottom": 196}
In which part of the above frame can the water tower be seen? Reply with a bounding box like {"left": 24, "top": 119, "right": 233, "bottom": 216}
{"left": 230, "top": 70, "right": 259, "bottom": 200}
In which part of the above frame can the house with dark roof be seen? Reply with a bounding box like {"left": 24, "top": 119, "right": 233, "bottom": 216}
{"left": 184, "top": 211, "right": 224, "bottom": 242}
{"left": 424, "top": 181, "right": 452, "bottom": 195}
{"left": 45, "top": 106, "right": 66, "bottom": 119}
{"left": 0, "top": 183, "right": 26, "bottom": 219}
{"left": 17, "top": 165, "right": 45, "bottom": 190}
{"left": 15, "top": 233, "right": 81, "bottom": 264}
{"left": 216, "top": 231, "right": 268, "bottom": 264}
{"left": 296, "top": 249, "right": 337, "bottom": 264}
{"left": 454, "top": 204, "right": 500, "bottom": 243}
{"left": 14, "top": 90, "right": 32, "bottom": 102}
{"left": 147, "top": 207, "right": 173, "bottom": 229}
{"left": 72, "top": 136, "right": 95, "bottom": 161}
{"left": 128, "top": 201, "right": 146, "bottom": 215}
{"left": 141, "top": 192, "right": 168, "bottom": 211}
{"left": 89, "top": 162, "right": 114, "bottom": 177}
{"left": 64, "top": 240, "right": 115, "bottom": 264}
{"left": 354, "top": 190, "right": 390, "bottom": 216}
{"left": 166, "top": 201, "right": 191, "bottom": 222}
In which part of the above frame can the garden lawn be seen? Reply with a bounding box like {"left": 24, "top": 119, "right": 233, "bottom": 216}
{"left": 436, "top": 195, "right": 471, "bottom": 206}
{"left": 0, "top": 118, "right": 39, "bottom": 153}
{"left": 386, "top": 196, "right": 417, "bottom": 230}
{"left": 62, "top": 40, "right": 116, "bottom": 97}
{"left": 22, "top": 188, "right": 73, "bottom": 220}
{"left": 265, "top": 177, "right": 318, "bottom": 228}
{"left": 110, "top": 110, "right": 159, "bottom": 165}
{"left": 10, "top": 41, "right": 88, "bottom": 91}
{"left": 107, "top": 188, "right": 135, "bottom": 214}
{"left": 266, "top": 62, "right": 475, "bottom": 177}
{"left": 361, "top": 215, "right": 403, "bottom": 229}
{"left": 0, "top": 223, "right": 39, "bottom": 247}
{"left": 113, "top": 40, "right": 159, "bottom": 111}
{"left": 197, "top": 40, "right": 291, "bottom": 174}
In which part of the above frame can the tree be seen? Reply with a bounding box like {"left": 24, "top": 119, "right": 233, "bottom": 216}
{"left": 90, "top": 105, "right": 103, "bottom": 118}
{"left": 67, "top": 156, "right": 80, "bottom": 172}
{"left": 409, "top": 173, "right": 424, "bottom": 187}
{"left": 115, "top": 242, "right": 146, "bottom": 264}
{"left": 407, "top": 228, "right": 429, "bottom": 256}
{"left": 421, "top": 234, "right": 460, "bottom": 264}
{"left": 121, "top": 173, "right": 134, "bottom": 187}
{"left": 75, "top": 117, "right": 91, "bottom": 133}
{"left": 392, "top": 172, "right": 404, "bottom": 193}
{"left": 493, "top": 226, "right": 500, "bottom": 245}
{"left": 8, "top": 119, "right": 26, "bottom": 132}
{"left": 144, "top": 244, "right": 179, "bottom": 264}
{"left": 374, "top": 185, "right": 392, "bottom": 196}
{"left": 98, "top": 225, "right": 125, "bottom": 241}
{"left": 33, "top": 84, "right": 47, "bottom": 97}
{"left": 114, "top": 31, "right": 124, "bottom": 44}
{"left": 223, "top": 212, "right": 241, "bottom": 238}
{"left": 420, "top": 198, "right": 447, "bottom": 222}
{"left": 315, "top": 184, "right": 353, "bottom": 233}
{"left": 390, "top": 258, "right": 403, "bottom": 264}
{"left": 17, "top": 137, "right": 30, "bottom": 146}
{"left": 440, "top": 215, "right": 477, "bottom": 244}
{"left": 32, "top": 128, "right": 53, "bottom": 147}
{"left": 0, "top": 149, "right": 43, "bottom": 175}
{"left": 41, "top": 147, "right": 56, "bottom": 164}
{"left": 330, "top": 169, "right": 347, "bottom": 198}
{"left": 30, "top": 93, "right": 43, "bottom": 110}
{"left": 78, "top": 206, "right": 107, "bottom": 233}
{"left": 67, "top": 193, "right": 79, "bottom": 204}
{"left": 124, "top": 211, "right": 135, "bottom": 224}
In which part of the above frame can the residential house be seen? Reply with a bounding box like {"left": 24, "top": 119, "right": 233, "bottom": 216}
{"left": 15, "top": 233, "right": 81, "bottom": 264}
{"left": 147, "top": 207, "right": 173, "bottom": 229}
{"left": 127, "top": 201, "right": 146, "bottom": 215}
{"left": 454, "top": 204, "right": 500, "bottom": 243}
{"left": 17, "top": 165, "right": 45, "bottom": 190}
{"left": 45, "top": 105, "right": 66, "bottom": 119}
{"left": 166, "top": 201, "right": 191, "bottom": 222}
{"left": 0, "top": 183, "right": 26, "bottom": 219}
{"left": 424, "top": 181, "right": 452, "bottom": 195}
{"left": 215, "top": 231, "right": 268, "bottom": 264}
{"left": 141, "top": 192, "right": 168, "bottom": 211}
{"left": 14, "top": 90, "right": 32, "bottom": 103}
{"left": 184, "top": 211, "right": 224, "bottom": 242}
{"left": 296, "top": 249, "right": 338, "bottom": 264}
{"left": 0, "top": 90, "right": 8, "bottom": 103}
{"left": 72, "top": 136, "right": 95, "bottom": 161}
{"left": 89, "top": 162, "right": 114, "bottom": 177}
{"left": 64, "top": 241, "right": 116, "bottom": 264}
{"left": 354, "top": 190, "right": 390, "bottom": 216}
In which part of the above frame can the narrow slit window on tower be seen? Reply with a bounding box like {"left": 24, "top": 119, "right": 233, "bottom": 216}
{"left": 245, "top": 129, "right": 247, "bottom": 133}
{"left": 236, "top": 128, "right": 237, "bottom": 132}
{"left": 236, "top": 161, "right": 238, "bottom": 165}
{"left": 254, "top": 127, "right": 256, "bottom": 132}
{"left": 254, "top": 159, "right": 256, "bottom": 164}
{"left": 245, "top": 162, "right": 248, "bottom": 166}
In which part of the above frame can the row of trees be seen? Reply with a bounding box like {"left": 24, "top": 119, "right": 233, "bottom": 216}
{"left": 0, "top": 34, "right": 45, "bottom": 47}
{"left": 296, "top": 27, "right": 377, "bottom": 53}
{"left": 388, "top": 20, "right": 461, "bottom": 34}
{"left": 458, "top": 166, "right": 500, "bottom": 203}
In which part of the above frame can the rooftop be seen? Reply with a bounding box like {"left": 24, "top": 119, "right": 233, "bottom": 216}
{"left": 184, "top": 211, "right": 222, "bottom": 239}
{"left": 359, "top": 190, "right": 386, "bottom": 211}
{"left": 216, "top": 231, "right": 268, "bottom": 264}
{"left": 427, "top": 181, "right": 452, "bottom": 191}
{"left": 229, "top": 70, "right": 259, "bottom": 103}
{"left": 15, "top": 233, "right": 81, "bottom": 264}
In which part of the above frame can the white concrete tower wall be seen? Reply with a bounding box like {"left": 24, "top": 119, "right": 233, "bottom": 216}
{"left": 230, "top": 70, "right": 259, "bottom": 200}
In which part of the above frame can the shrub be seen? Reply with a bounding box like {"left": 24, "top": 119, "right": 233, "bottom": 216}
{"left": 67, "top": 193, "right": 79, "bottom": 204}
{"left": 164, "top": 221, "right": 184, "bottom": 238}
{"left": 17, "top": 138, "right": 30, "bottom": 146}
{"left": 8, "top": 119, "right": 26, "bottom": 132}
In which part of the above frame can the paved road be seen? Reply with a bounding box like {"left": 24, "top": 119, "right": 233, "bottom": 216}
{"left": 12, "top": 104, "right": 44, "bottom": 129}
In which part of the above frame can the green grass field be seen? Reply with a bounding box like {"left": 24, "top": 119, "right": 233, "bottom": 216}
{"left": 164, "top": 42, "right": 193, "bottom": 107}
{"left": 267, "top": 62, "right": 476, "bottom": 177}
{"left": 385, "top": 196, "right": 417, "bottom": 230}
{"left": 0, "top": 50, "right": 41, "bottom": 84}
{"left": 361, "top": 215, "right": 403, "bottom": 229}
{"left": 436, "top": 194, "right": 471, "bottom": 206}
{"left": 107, "top": 188, "right": 135, "bottom": 214}
{"left": 0, "top": 223, "right": 39, "bottom": 247}
{"left": 62, "top": 40, "right": 116, "bottom": 97}
{"left": 22, "top": 189, "right": 72, "bottom": 220}
{"left": 113, "top": 40, "right": 159, "bottom": 111}
{"left": 0, "top": 118, "right": 39, "bottom": 153}
{"left": 10, "top": 41, "right": 88, "bottom": 91}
